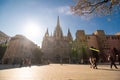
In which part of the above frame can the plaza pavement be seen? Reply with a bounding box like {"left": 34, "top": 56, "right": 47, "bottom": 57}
{"left": 0, "top": 64, "right": 120, "bottom": 80}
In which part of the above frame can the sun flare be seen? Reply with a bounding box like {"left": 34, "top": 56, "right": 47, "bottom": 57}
{"left": 23, "top": 20, "right": 42, "bottom": 43}
{"left": 25, "top": 22, "right": 39, "bottom": 37}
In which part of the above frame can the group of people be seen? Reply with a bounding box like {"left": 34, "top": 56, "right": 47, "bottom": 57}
{"left": 13, "top": 58, "right": 31, "bottom": 67}
{"left": 89, "top": 47, "right": 119, "bottom": 69}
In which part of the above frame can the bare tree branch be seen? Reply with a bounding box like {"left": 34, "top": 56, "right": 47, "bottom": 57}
{"left": 71, "top": 0, "right": 120, "bottom": 16}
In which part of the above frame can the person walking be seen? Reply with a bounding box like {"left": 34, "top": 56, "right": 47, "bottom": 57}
{"left": 28, "top": 59, "right": 31, "bottom": 67}
{"left": 108, "top": 54, "right": 118, "bottom": 69}
{"left": 19, "top": 58, "right": 24, "bottom": 67}
{"left": 89, "top": 46, "right": 99, "bottom": 69}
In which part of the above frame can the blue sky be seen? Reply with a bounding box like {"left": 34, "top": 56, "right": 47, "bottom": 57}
{"left": 0, "top": 0, "right": 120, "bottom": 47}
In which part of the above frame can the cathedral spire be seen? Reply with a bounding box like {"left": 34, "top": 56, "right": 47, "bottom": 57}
{"left": 54, "top": 16, "right": 63, "bottom": 39}
{"left": 44, "top": 28, "right": 49, "bottom": 37}
{"left": 67, "top": 28, "right": 73, "bottom": 42}
{"left": 57, "top": 16, "right": 60, "bottom": 26}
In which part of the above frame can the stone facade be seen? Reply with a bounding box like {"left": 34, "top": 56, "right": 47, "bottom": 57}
{"left": 2, "top": 35, "right": 41, "bottom": 64}
{"left": 42, "top": 17, "right": 72, "bottom": 63}
{"left": 42, "top": 17, "right": 120, "bottom": 63}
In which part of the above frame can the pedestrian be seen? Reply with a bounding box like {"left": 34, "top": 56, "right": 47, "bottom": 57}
{"left": 89, "top": 46, "right": 99, "bottom": 69}
{"left": 19, "top": 58, "right": 23, "bottom": 67}
{"left": 28, "top": 59, "right": 31, "bottom": 67}
{"left": 112, "top": 48, "right": 118, "bottom": 61}
{"left": 108, "top": 54, "right": 118, "bottom": 69}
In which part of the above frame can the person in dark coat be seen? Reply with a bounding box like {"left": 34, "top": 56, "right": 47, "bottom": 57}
{"left": 112, "top": 48, "right": 118, "bottom": 61}
{"left": 108, "top": 54, "right": 118, "bottom": 69}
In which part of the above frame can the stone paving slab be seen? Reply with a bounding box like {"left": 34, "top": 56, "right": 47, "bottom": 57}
{"left": 0, "top": 64, "right": 120, "bottom": 80}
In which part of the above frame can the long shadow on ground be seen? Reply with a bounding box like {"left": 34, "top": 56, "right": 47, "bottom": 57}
{"left": 97, "top": 68, "right": 120, "bottom": 72}
{"left": 0, "top": 64, "right": 48, "bottom": 70}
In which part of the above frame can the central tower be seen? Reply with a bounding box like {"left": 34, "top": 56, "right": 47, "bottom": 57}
{"left": 53, "top": 16, "right": 63, "bottom": 39}
{"left": 42, "top": 16, "right": 72, "bottom": 63}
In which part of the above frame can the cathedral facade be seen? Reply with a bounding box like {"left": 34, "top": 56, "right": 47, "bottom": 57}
{"left": 42, "top": 16, "right": 72, "bottom": 63}
{"left": 42, "top": 17, "right": 120, "bottom": 63}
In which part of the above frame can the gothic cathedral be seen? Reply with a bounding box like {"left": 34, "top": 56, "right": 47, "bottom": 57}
{"left": 42, "top": 16, "right": 73, "bottom": 63}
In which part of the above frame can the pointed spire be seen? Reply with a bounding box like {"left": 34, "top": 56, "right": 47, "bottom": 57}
{"left": 68, "top": 28, "right": 70, "bottom": 33}
{"left": 68, "top": 28, "right": 71, "bottom": 36}
{"left": 46, "top": 28, "right": 48, "bottom": 34}
{"left": 67, "top": 28, "right": 73, "bottom": 41}
{"left": 45, "top": 28, "right": 49, "bottom": 37}
{"left": 54, "top": 16, "right": 63, "bottom": 39}
{"left": 57, "top": 16, "right": 60, "bottom": 26}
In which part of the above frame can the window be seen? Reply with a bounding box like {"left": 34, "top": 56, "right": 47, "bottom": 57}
{"left": 87, "top": 36, "right": 90, "bottom": 39}
{"left": 112, "top": 36, "right": 114, "bottom": 40}
{"left": 106, "top": 36, "right": 110, "bottom": 39}
{"left": 117, "top": 36, "right": 120, "bottom": 40}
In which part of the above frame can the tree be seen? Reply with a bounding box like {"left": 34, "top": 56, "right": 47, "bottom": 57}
{"left": 33, "top": 47, "right": 43, "bottom": 64}
{"left": 71, "top": 48, "right": 79, "bottom": 63}
{"left": 71, "top": 0, "right": 120, "bottom": 16}
{"left": 81, "top": 47, "right": 89, "bottom": 62}
{"left": 0, "top": 44, "right": 7, "bottom": 61}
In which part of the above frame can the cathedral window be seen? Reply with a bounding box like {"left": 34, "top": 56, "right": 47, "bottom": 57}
{"left": 87, "top": 36, "right": 90, "bottom": 39}
{"left": 106, "top": 36, "right": 110, "bottom": 39}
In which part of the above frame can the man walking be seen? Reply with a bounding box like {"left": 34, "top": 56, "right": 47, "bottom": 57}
{"left": 108, "top": 54, "right": 118, "bottom": 69}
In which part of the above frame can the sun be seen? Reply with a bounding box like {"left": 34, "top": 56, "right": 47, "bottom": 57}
{"left": 22, "top": 19, "right": 45, "bottom": 46}
{"left": 24, "top": 22, "right": 40, "bottom": 39}
{"left": 23, "top": 20, "right": 44, "bottom": 45}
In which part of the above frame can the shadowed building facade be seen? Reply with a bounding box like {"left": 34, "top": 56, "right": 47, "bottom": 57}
{"left": 2, "top": 35, "right": 42, "bottom": 64}
{"left": 42, "top": 16, "right": 72, "bottom": 63}
{"left": 87, "top": 30, "right": 120, "bottom": 61}
{"left": 42, "top": 17, "right": 120, "bottom": 63}
{"left": 1, "top": 17, "right": 120, "bottom": 64}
